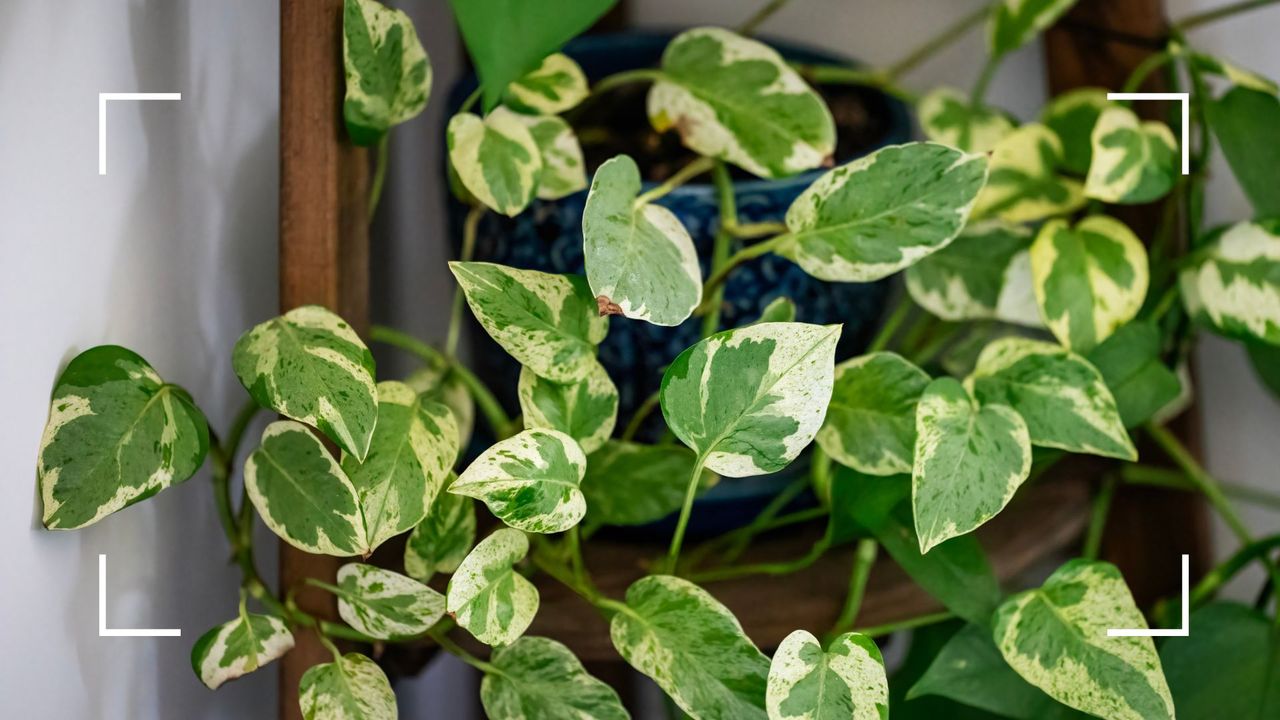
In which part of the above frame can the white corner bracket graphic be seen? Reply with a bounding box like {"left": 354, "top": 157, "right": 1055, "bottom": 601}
{"left": 97, "top": 92, "right": 182, "bottom": 175}
{"left": 98, "top": 554, "right": 181, "bottom": 637}
{"left": 1105, "top": 92, "right": 1191, "bottom": 176}
{"left": 1108, "top": 554, "right": 1189, "bottom": 637}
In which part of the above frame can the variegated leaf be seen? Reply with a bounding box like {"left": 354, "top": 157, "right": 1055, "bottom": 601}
{"left": 191, "top": 609, "right": 294, "bottom": 690}
{"left": 1084, "top": 105, "right": 1177, "bottom": 204}
{"left": 447, "top": 107, "right": 542, "bottom": 216}
{"left": 510, "top": 112, "right": 588, "bottom": 200}
{"left": 1180, "top": 220, "right": 1280, "bottom": 345}
{"left": 1041, "top": 87, "right": 1109, "bottom": 175}
{"left": 766, "top": 630, "right": 889, "bottom": 720}
{"left": 450, "top": 261, "right": 608, "bottom": 384}
{"left": 919, "top": 87, "right": 1014, "bottom": 153}
{"left": 245, "top": 421, "right": 369, "bottom": 557}
{"left": 994, "top": 560, "right": 1175, "bottom": 720}
{"left": 967, "top": 337, "right": 1137, "bottom": 459}
{"left": 333, "top": 563, "right": 445, "bottom": 640}
{"left": 611, "top": 575, "right": 771, "bottom": 720}
{"left": 973, "top": 123, "right": 1086, "bottom": 223}
{"left": 299, "top": 652, "right": 397, "bottom": 720}
{"left": 450, "top": 428, "right": 587, "bottom": 533}
{"left": 649, "top": 27, "right": 835, "bottom": 179}
{"left": 581, "top": 441, "right": 716, "bottom": 527}
{"left": 779, "top": 142, "right": 988, "bottom": 282}
{"left": 518, "top": 362, "right": 617, "bottom": 454}
{"left": 817, "top": 352, "right": 931, "bottom": 476}
{"left": 912, "top": 377, "right": 1031, "bottom": 553}
{"left": 1086, "top": 322, "right": 1182, "bottom": 429}
{"left": 905, "top": 220, "right": 1044, "bottom": 326}
{"left": 504, "top": 52, "right": 590, "bottom": 115}
{"left": 1031, "top": 216, "right": 1149, "bottom": 352}
{"left": 232, "top": 305, "right": 377, "bottom": 462}
{"left": 342, "top": 0, "right": 431, "bottom": 145}
{"left": 447, "top": 527, "right": 539, "bottom": 646}
{"left": 583, "top": 154, "right": 702, "bottom": 325}
{"left": 37, "top": 346, "right": 209, "bottom": 530}
{"left": 1183, "top": 47, "right": 1279, "bottom": 95}
{"left": 481, "top": 637, "right": 631, "bottom": 720}
{"left": 405, "top": 364, "right": 474, "bottom": 456}
{"left": 404, "top": 486, "right": 475, "bottom": 582}
{"left": 989, "top": 0, "right": 1079, "bottom": 57}
{"left": 661, "top": 322, "right": 840, "bottom": 477}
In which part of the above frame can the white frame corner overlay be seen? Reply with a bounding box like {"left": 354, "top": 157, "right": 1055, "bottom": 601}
{"left": 1105, "top": 92, "right": 1191, "bottom": 176}
{"left": 97, "top": 92, "right": 182, "bottom": 175}
{"left": 1107, "top": 553, "right": 1189, "bottom": 638}
{"left": 98, "top": 554, "right": 181, "bottom": 637}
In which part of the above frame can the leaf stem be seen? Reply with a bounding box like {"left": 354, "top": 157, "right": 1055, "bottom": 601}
{"left": 718, "top": 471, "right": 812, "bottom": 565}
{"left": 1122, "top": 49, "right": 1175, "bottom": 94}
{"left": 1123, "top": 463, "right": 1280, "bottom": 512}
{"left": 1175, "top": 0, "right": 1280, "bottom": 31}
{"left": 867, "top": 294, "right": 913, "bottom": 353}
{"left": 828, "top": 539, "right": 879, "bottom": 640}
{"left": 445, "top": 204, "right": 485, "bottom": 357}
{"left": 666, "top": 453, "right": 710, "bottom": 573}
{"left": 689, "top": 534, "right": 831, "bottom": 582}
{"left": 702, "top": 161, "right": 738, "bottom": 336}
{"left": 588, "top": 69, "right": 664, "bottom": 98}
{"left": 885, "top": 3, "right": 990, "bottom": 80}
{"left": 738, "top": 0, "right": 795, "bottom": 35}
{"left": 621, "top": 390, "right": 662, "bottom": 442}
{"left": 367, "top": 134, "right": 390, "bottom": 220}
{"left": 1145, "top": 423, "right": 1253, "bottom": 544}
{"left": 855, "top": 610, "right": 954, "bottom": 637}
{"left": 566, "top": 526, "right": 587, "bottom": 588}
{"left": 459, "top": 88, "right": 482, "bottom": 115}
{"left": 431, "top": 630, "right": 499, "bottom": 674}
{"left": 1083, "top": 475, "right": 1118, "bottom": 560}
{"left": 695, "top": 235, "right": 789, "bottom": 317}
{"left": 635, "top": 157, "right": 715, "bottom": 206}
{"left": 970, "top": 56, "right": 999, "bottom": 107}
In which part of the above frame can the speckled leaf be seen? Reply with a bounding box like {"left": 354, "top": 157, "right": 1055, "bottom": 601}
{"left": 1180, "top": 220, "right": 1280, "bottom": 345}
{"left": 1040, "top": 87, "right": 1109, "bottom": 176}
{"left": 994, "top": 559, "right": 1175, "bottom": 720}
{"left": 1085, "top": 105, "right": 1177, "bottom": 204}
{"left": 1086, "top": 322, "right": 1182, "bottom": 429}
{"left": 481, "top": 637, "right": 631, "bottom": 720}
{"left": 1183, "top": 47, "right": 1279, "bottom": 95}
{"left": 448, "top": 107, "right": 542, "bottom": 216}
{"left": 779, "top": 142, "right": 988, "bottom": 282}
{"left": 450, "top": 261, "right": 608, "bottom": 384}
{"left": 504, "top": 53, "right": 590, "bottom": 115}
{"left": 447, "top": 527, "right": 539, "bottom": 646}
{"left": 766, "top": 630, "right": 889, "bottom": 720}
{"left": 611, "top": 575, "right": 771, "bottom": 720}
{"left": 404, "top": 487, "right": 474, "bottom": 582}
{"left": 342, "top": 0, "right": 431, "bottom": 145}
{"left": 333, "top": 563, "right": 444, "bottom": 640}
{"left": 245, "top": 421, "right": 369, "bottom": 557}
{"left": 755, "top": 297, "right": 797, "bottom": 324}
{"left": 989, "top": 0, "right": 1079, "bottom": 57}
{"left": 1031, "top": 216, "right": 1149, "bottom": 352}
{"left": 919, "top": 87, "right": 1013, "bottom": 153}
{"left": 967, "top": 337, "right": 1136, "bottom": 459}
{"left": 973, "top": 123, "right": 1086, "bottom": 223}
{"left": 661, "top": 322, "right": 840, "bottom": 477}
{"left": 450, "top": 428, "right": 587, "bottom": 533}
{"left": 1161, "top": 602, "right": 1280, "bottom": 720}
{"left": 405, "top": 364, "right": 474, "bottom": 456}
{"left": 299, "top": 652, "right": 396, "bottom": 720}
{"left": 649, "top": 27, "right": 835, "bottom": 179}
{"left": 37, "top": 346, "right": 209, "bottom": 530}
{"left": 510, "top": 112, "right": 588, "bottom": 200}
{"left": 191, "top": 609, "right": 294, "bottom": 690}
{"left": 232, "top": 305, "right": 377, "bottom": 462}
{"left": 518, "top": 362, "right": 617, "bottom": 454}
{"left": 818, "top": 352, "right": 930, "bottom": 476}
{"left": 581, "top": 441, "right": 716, "bottom": 527}
{"left": 906, "top": 221, "right": 1043, "bottom": 326}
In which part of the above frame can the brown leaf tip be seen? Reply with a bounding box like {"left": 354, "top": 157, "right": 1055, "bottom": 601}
{"left": 596, "top": 295, "right": 624, "bottom": 317}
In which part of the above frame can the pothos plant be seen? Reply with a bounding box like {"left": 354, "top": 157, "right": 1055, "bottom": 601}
{"left": 35, "top": 0, "right": 1280, "bottom": 717}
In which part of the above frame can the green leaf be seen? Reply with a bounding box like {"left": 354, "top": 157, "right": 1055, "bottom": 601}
{"left": 481, "top": 636, "right": 631, "bottom": 720}
{"left": 1161, "top": 602, "right": 1280, "bottom": 720}
{"left": 1040, "top": 88, "right": 1108, "bottom": 176}
{"left": 766, "top": 629, "right": 889, "bottom": 720}
{"left": 447, "top": 527, "right": 540, "bottom": 646}
{"left": 342, "top": 0, "right": 431, "bottom": 145}
{"left": 1086, "top": 322, "right": 1181, "bottom": 428}
{"left": 191, "top": 609, "right": 294, "bottom": 690}
{"left": 973, "top": 123, "right": 1086, "bottom": 223}
{"left": 405, "top": 364, "right": 474, "bottom": 456}
{"left": 912, "top": 377, "right": 1031, "bottom": 553}
{"left": 299, "top": 652, "right": 396, "bottom": 720}
{"left": 450, "top": 261, "right": 608, "bottom": 384}
{"left": 232, "top": 305, "right": 378, "bottom": 462}
{"left": 1030, "top": 215, "right": 1149, "bottom": 352}
{"left": 504, "top": 53, "right": 591, "bottom": 115}
{"left": 890, "top": 621, "right": 1010, "bottom": 720}
{"left": 1180, "top": 219, "right": 1280, "bottom": 345}
{"left": 450, "top": 428, "right": 587, "bottom": 534}
{"left": 583, "top": 154, "right": 702, "bottom": 326}
{"left": 38, "top": 346, "right": 209, "bottom": 530}
{"left": 1206, "top": 87, "right": 1280, "bottom": 218}
{"left": 1084, "top": 105, "right": 1177, "bottom": 204}
{"left": 518, "top": 362, "right": 617, "bottom": 455}
{"left": 650, "top": 27, "right": 835, "bottom": 179}
{"left": 611, "top": 575, "right": 771, "bottom": 720}
{"left": 756, "top": 297, "right": 797, "bottom": 324}
{"left": 989, "top": 0, "right": 1078, "bottom": 58}
{"left": 919, "top": 87, "right": 1013, "bottom": 153}
{"left": 779, "top": 142, "right": 988, "bottom": 282}
{"left": 967, "top": 337, "right": 1137, "bottom": 459}
{"left": 818, "top": 352, "right": 930, "bottom": 476}
{"left": 404, "top": 487, "right": 475, "bottom": 582}
{"left": 994, "top": 559, "right": 1175, "bottom": 720}
{"left": 245, "top": 421, "right": 369, "bottom": 557}
{"left": 581, "top": 440, "right": 716, "bottom": 527}
{"left": 448, "top": 107, "right": 543, "bottom": 216}
{"left": 1246, "top": 339, "right": 1280, "bottom": 399}
{"left": 661, "top": 322, "right": 840, "bottom": 477}
{"left": 1184, "top": 48, "right": 1279, "bottom": 96}
{"left": 905, "top": 220, "right": 1043, "bottom": 326}
{"left": 333, "top": 563, "right": 445, "bottom": 640}
{"left": 511, "top": 112, "right": 588, "bottom": 200}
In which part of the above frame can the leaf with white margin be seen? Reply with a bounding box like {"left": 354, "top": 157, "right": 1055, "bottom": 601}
{"left": 404, "top": 486, "right": 474, "bottom": 582}
{"left": 518, "top": 362, "right": 617, "bottom": 454}
{"left": 912, "top": 377, "right": 1031, "bottom": 553}
{"left": 649, "top": 27, "right": 835, "bottom": 179}
{"left": 232, "top": 305, "right": 378, "bottom": 462}
{"left": 919, "top": 87, "right": 1014, "bottom": 153}
{"left": 481, "top": 637, "right": 631, "bottom": 720}
{"left": 767, "top": 630, "right": 888, "bottom": 720}
{"left": 191, "top": 608, "right": 294, "bottom": 690}
{"left": 38, "top": 345, "right": 209, "bottom": 530}
{"left": 1084, "top": 105, "right": 1177, "bottom": 204}
{"left": 342, "top": 0, "right": 431, "bottom": 145}
{"left": 1182, "top": 46, "right": 1279, "bottom": 96}
{"left": 342, "top": 381, "right": 459, "bottom": 552}
{"left": 583, "top": 154, "right": 702, "bottom": 326}
{"left": 1180, "top": 219, "right": 1280, "bottom": 345}
{"left": 778, "top": 142, "right": 988, "bottom": 282}
{"left": 447, "top": 527, "right": 539, "bottom": 646}
{"left": 906, "top": 220, "right": 1044, "bottom": 326}
{"left": 245, "top": 421, "right": 369, "bottom": 557}
{"left": 450, "top": 428, "right": 587, "bottom": 533}
{"left": 503, "top": 52, "right": 590, "bottom": 115}
{"left": 994, "top": 559, "right": 1175, "bottom": 720}
{"left": 817, "top": 352, "right": 930, "bottom": 476}
{"left": 660, "top": 322, "right": 840, "bottom": 477}
{"left": 1041, "top": 87, "right": 1109, "bottom": 176}
{"left": 967, "top": 337, "right": 1137, "bottom": 460}
{"left": 1031, "top": 216, "right": 1149, "bottom": 352}
{"left": 509, "top": 112, "right": 588, "bottom": 200}
{"left": 299, "top": 652, "right": 397, "bottom": 720}
{"left": 989, "top": 0, "right": 1079, "bottom": 58}
{"left": 611, "top": 575, "right": 771, "bottom": 720}
{"left": 450, "top": 261, "right": 608, "bottom": 384}
{"left": 333, "top": 563, "right": 445, "bottom": 640}
{"left": 405, "top": 364, "right": 474, "bottom": 457}
{"left": 447, "top": 107, "right": 542, "bottom": 216}
{"left": 581, "top": 441, "right": 717, "bottom": 527}
{"left": 973, "top": 123, "right": 1086, "bottom": 223}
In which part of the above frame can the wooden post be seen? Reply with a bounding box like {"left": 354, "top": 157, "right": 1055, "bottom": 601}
{"left": 279, "top": 0, "right": 369, "bottom": 717}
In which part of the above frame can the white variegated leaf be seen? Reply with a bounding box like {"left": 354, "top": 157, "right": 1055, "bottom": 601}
{"left": 334, "top": 563, "right": 445, "bottom": 640}
{"left": 1085, "top": 105, "right": 1177, "bottom": 204}
{"left": 1180, "top": 220, "right": 1280, "bottom": 346}
{"left": 504, "top": 53, "right": 590, "bottom": 115}
{"left": 989, "top": 0, "right": 1078, "bottom": 57}
{"left": 973, "top": 123, "right": 1086, "bottom": 223}
{"left": 766, "top": 630, "right": 889, "bottom": 720}
{"left": 405, "top": 364, "right": 474, "bottom": 457}
{"left": 404, "top": 487, "right": 475, "bottom": 582}
{"left": 451, "top": 428, "right": 587, "bottom": 533}
{"left": 448, "top": 107, "right": 542, "bottom": 216}
{"left": 191, "top": 609, "right": 294, "bottom": 690}
{"left": 342, "top": 0, "right": 431, "bottom": 145}
{"left": 1179, "top": 44, "right": 1279, "bottom": 95}
{"left": 447, "top": 528, "right": 539, "bottom": 646}
{"left": 508, "top": 112, "right": 588, "bottom": 200}
{"left": 919, "top": 87, "right": 1014, "bottom": 153}
{"left": 481, "top": 637, "right": 631, "bottom": 720}
{"left": 1040, "top": 87, "right": 1109, "bottom": 175}
{"left": 817, "top": 352, "right": 931, "bottom": 476}
{"left": 906, "top": 220, "right": 1044, "bottom": 326}
{"left": 518, "top": 362, "right": 617, "bottom": 455}
{"left": 299, "top": 652, "right": 397, "bottom": 720}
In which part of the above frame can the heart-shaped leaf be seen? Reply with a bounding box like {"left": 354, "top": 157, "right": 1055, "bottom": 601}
{"left": 1206, "top": 87, "right": 1280, "bottom": 218}
{"left": 581, "top": 441, "right": 716, "bottom": 527}
{"left": 906, "top": 220, "right": 1043, "bottom": 326}
{"left": 504, "top": 53, "right": 590, "bottom": 115}
{"left": 766, "top": 629, "right": 889, "bottom": 720}
{"left": 342, "top": 0, "right": 432, "bottom": 145}
{"left": 299, "top": 652, "right": 397, "bottom": 720}
{"left": 1085, "top": 105, "right": 1177, "bottom": 204}
{"left": 447, "top": 528, "right": 540, "bottom": 646}
{"left": 510, "top": 112, "right": 588, "bottom": 200}
{"left": 1086, "top": 322, "right": 1182, "bottom": 429}
{"left": 448, "top": 107, "right": 543, "bottom": 216}
{"left": 518, "top": 362, "right": 617, "bottom": 455}
{"left": 191, "top": 608, "right": 294, "bottom": 690}
{"left": 818, "top": 352, "right": 931, "bottom": 476}
{"left": 404, "top": 488, "right": 475, "bottom": 583}
{"left": 919, "top": 87, "right": 1013, "bottom": 153}
{"left": 973, "top": 123, "right": 1086, "bottom": 223}
{"left": 1180, "top": 220, "right": 1280, "bottom": 346}
{"left": 450, "top": 428, "right": 587, "bottom": 534}
{"left": 481, "top": 637, "right": 630, "bottom": 720}
{"left": 405, "top": 364, "right": 474, "bottom": 458}
{"left": 989, "top": 0, "right": 1079, "bottom": 58}
{"left": 333, "top": 563, "right": 445, "bottom": 640}
{"left": 1040, "top": 87, "right": 1108, "bottom": 176}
